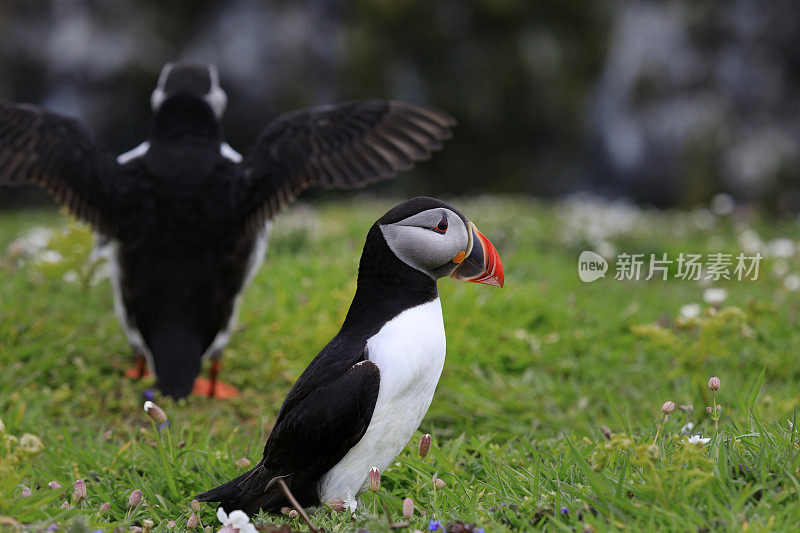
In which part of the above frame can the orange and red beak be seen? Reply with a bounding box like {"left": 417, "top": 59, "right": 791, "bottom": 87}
{"left": 450, "top": 223, "right": 504, "bottom": 287}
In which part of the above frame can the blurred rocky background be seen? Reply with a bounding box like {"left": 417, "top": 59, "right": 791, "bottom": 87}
{"left": 1, "top": 0, "right": 798, "bottom": 212}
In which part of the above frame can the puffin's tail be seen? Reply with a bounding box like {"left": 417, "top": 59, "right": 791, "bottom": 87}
{"left": 196, "top": 470, "right": 252, "bottom": 506}
{"left": 149, "top": 328, "right": 204, "bottom": 400}
{"left": 196, "top": 465, "right": 283, "bottom": 515}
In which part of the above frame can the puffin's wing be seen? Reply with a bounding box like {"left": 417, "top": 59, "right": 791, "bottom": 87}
{"left": 261, "top": 359, "right": 381, "bottom": 473}
{"left": 196, "top": 360, "right": 380, "bottom": 512}
{"left": 236, "top": 100, "right": 455, "bottom": 235}
{"left": 0, "top": 100, "right": 118, "bottom": 232}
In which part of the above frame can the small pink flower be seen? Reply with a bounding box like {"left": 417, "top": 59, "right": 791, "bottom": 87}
{"left": 128, "top": 489, "right": 143, "bottom": 508}
{"left": 708, "top": 376, "right": 721, "bottom": 391}
{"left": 327, "top": 500, "right": 345, "bottom": 512}
{"left": 143, "top": 401, "right": 168, "bottom": 425}
{"left": 368, "top": 467, "right": 380, "bottom": 491}
{"left": 73, "top": 479, "right": 87, "bottom": 501}
{"left": 99, "top": 501, "right": 111, "bottom": 513}
{"left": 190, "top": 499, "right": 201, "bottom": 513}
{"left": 166, "top": 520, "right": 176, "bottom": 528}
{"left": 187, "top": 513, "right": 199, "bottom": 529}
{"left": 48, "top": 481, "right": 62, "bottom": 490}
{"left": 288, "top": 510, "right": 298, "bottom": 519}
{"left": 661, "top": 401, "right": 675, "bottom": 416}
{"left": 419, "top": 434, "right": 432, "bottom": 457}
{"left": 402, "top": 497, "right": 414, "bottom": 518}
{"left": 234, "top": 457, "right": 252, "bottom": 469}
{"left": 60, "top": 501, "right": 69, "bottom": 509}
{"left": 21, "top": 488, "right": 31, "bottom": 498}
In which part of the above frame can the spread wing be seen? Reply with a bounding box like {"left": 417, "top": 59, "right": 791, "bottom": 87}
{"left": 236, "top": 100, "right": 455, "bottom": 235}
{"left": 0, "top": 100, "right": 118, "bottom": 232}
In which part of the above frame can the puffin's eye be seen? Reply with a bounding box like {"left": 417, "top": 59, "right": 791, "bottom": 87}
{"left": 433, "top": 215, "right": 448, "bottom": 234}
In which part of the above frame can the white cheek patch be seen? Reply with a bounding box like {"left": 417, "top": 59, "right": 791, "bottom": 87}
{"left": 220, "top": 142, "right": 242, "bottom": 163}
{"left": 204, "top": 86, "right": 227, "bottom": 119}
{"left": 205, "top": 63, "right": 227, "bottom": 119}
{"left": 150, "top": 88, "right": 166, "bottom": 112}
{"left": 150, "top": 63, "right": 173, "bottom": 112}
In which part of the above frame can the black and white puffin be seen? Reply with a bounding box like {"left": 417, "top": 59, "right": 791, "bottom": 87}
{"left": 197, "top": 196, "right": 503, "bottom": 514}
{"left": 0, "top": 63, "right": 455, "bottom": 399}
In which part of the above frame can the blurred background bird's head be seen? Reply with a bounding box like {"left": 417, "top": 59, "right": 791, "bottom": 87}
{"left": 150, "top": 62, "right": 227, "bottom": 120}
{"left": 2, "top": 0, "right": 800, "bottom": 212}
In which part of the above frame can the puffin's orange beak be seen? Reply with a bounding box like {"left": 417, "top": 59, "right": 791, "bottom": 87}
{"left": 450, "top": 223, "right": 504, "bottom": 287}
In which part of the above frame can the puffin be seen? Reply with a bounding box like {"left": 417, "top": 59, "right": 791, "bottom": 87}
{"left": 197, "top": 196, "right": 503, "bottom": 513}
{"left": 0, "top": 63, "right": 455, "bottom": 399}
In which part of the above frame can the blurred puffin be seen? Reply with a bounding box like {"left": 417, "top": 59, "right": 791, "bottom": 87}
{"left": 197, "top": 196, "right": 503, "bottom": 513}
{"left": 0, "top": 63, "right": 455, "bottom": 399}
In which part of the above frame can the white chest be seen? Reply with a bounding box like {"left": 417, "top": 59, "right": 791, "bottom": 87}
{"left": 317, "top": 298, "right": 446, "bottom": 504}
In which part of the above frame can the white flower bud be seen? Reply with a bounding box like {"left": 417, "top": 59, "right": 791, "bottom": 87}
{"left": 143, "top": 401, "right": 168, "bottom": 425}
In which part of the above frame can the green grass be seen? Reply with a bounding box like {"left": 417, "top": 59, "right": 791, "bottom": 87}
{"left": 2, "top": 196, "right": 800, "bottom": 531}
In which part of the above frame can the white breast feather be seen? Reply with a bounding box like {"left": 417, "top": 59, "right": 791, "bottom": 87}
{"left": 317, "top": 298, "right": 446, "bottom": 505}
{"left": 116, "top": 141, "right": 150, "bottom": 164}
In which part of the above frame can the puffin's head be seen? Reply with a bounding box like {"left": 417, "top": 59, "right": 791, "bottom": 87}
{"left": 377, "top": 197, "right": 504, "bottom": 286}
{"left": 150, "top": 62, "right": 227, "bottom": 120}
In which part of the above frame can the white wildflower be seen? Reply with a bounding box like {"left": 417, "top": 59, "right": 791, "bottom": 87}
{"left": 710, "top": 193, "right": 734, "bottom": 216}
{"left": 344, "top": 490, "right": 358, "bottom": 513}
{"left": 687, "top": 434, "right": 711, "bottom": 445}
{"left": 703, "top": 288, "right": 727, "bottom": 305}
{"left": 772, "top": 259, "right": 790, "bottom": 277}
{"left": 784, "top": 274, "right": 800, "bottom": 291}
{"left": 37, "top": 250, "right": 63, "bottom": 264}
{"left": 216, "top": 508, "right": 257, "bottom": 533}
{"left": 680, "top": 422, "right": 695, "bottom": 436}
{"left": 679, "top": 303, "right": 701, "bottom": 319}
{"left": 767, "top": 238, "right": 795, "bottom": 258}
{"left": 691, "top": 208, "right": 715, "bottom": 230}
{"left": 24, "top": 228, "right": 53, "bottom": 252}
{"left": 738, "top": 229, "right": 763, "bottom": 254}
{"left": 62, "top": 270, "right": 80, "bottom": 283}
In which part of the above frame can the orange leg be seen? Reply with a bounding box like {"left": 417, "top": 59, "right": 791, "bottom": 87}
{"left": 125, "top": 355, "right": 150, "bottom": 379}
{"left": 208, "top": 359, "right": 221, "bottom": 398}
{"left": 191, "top": 360, "right": 239, "bottom": 398}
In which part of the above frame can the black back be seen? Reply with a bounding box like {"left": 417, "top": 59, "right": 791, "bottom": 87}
{"left": 112, "top": 97, "right": 248, "bottom": 398}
